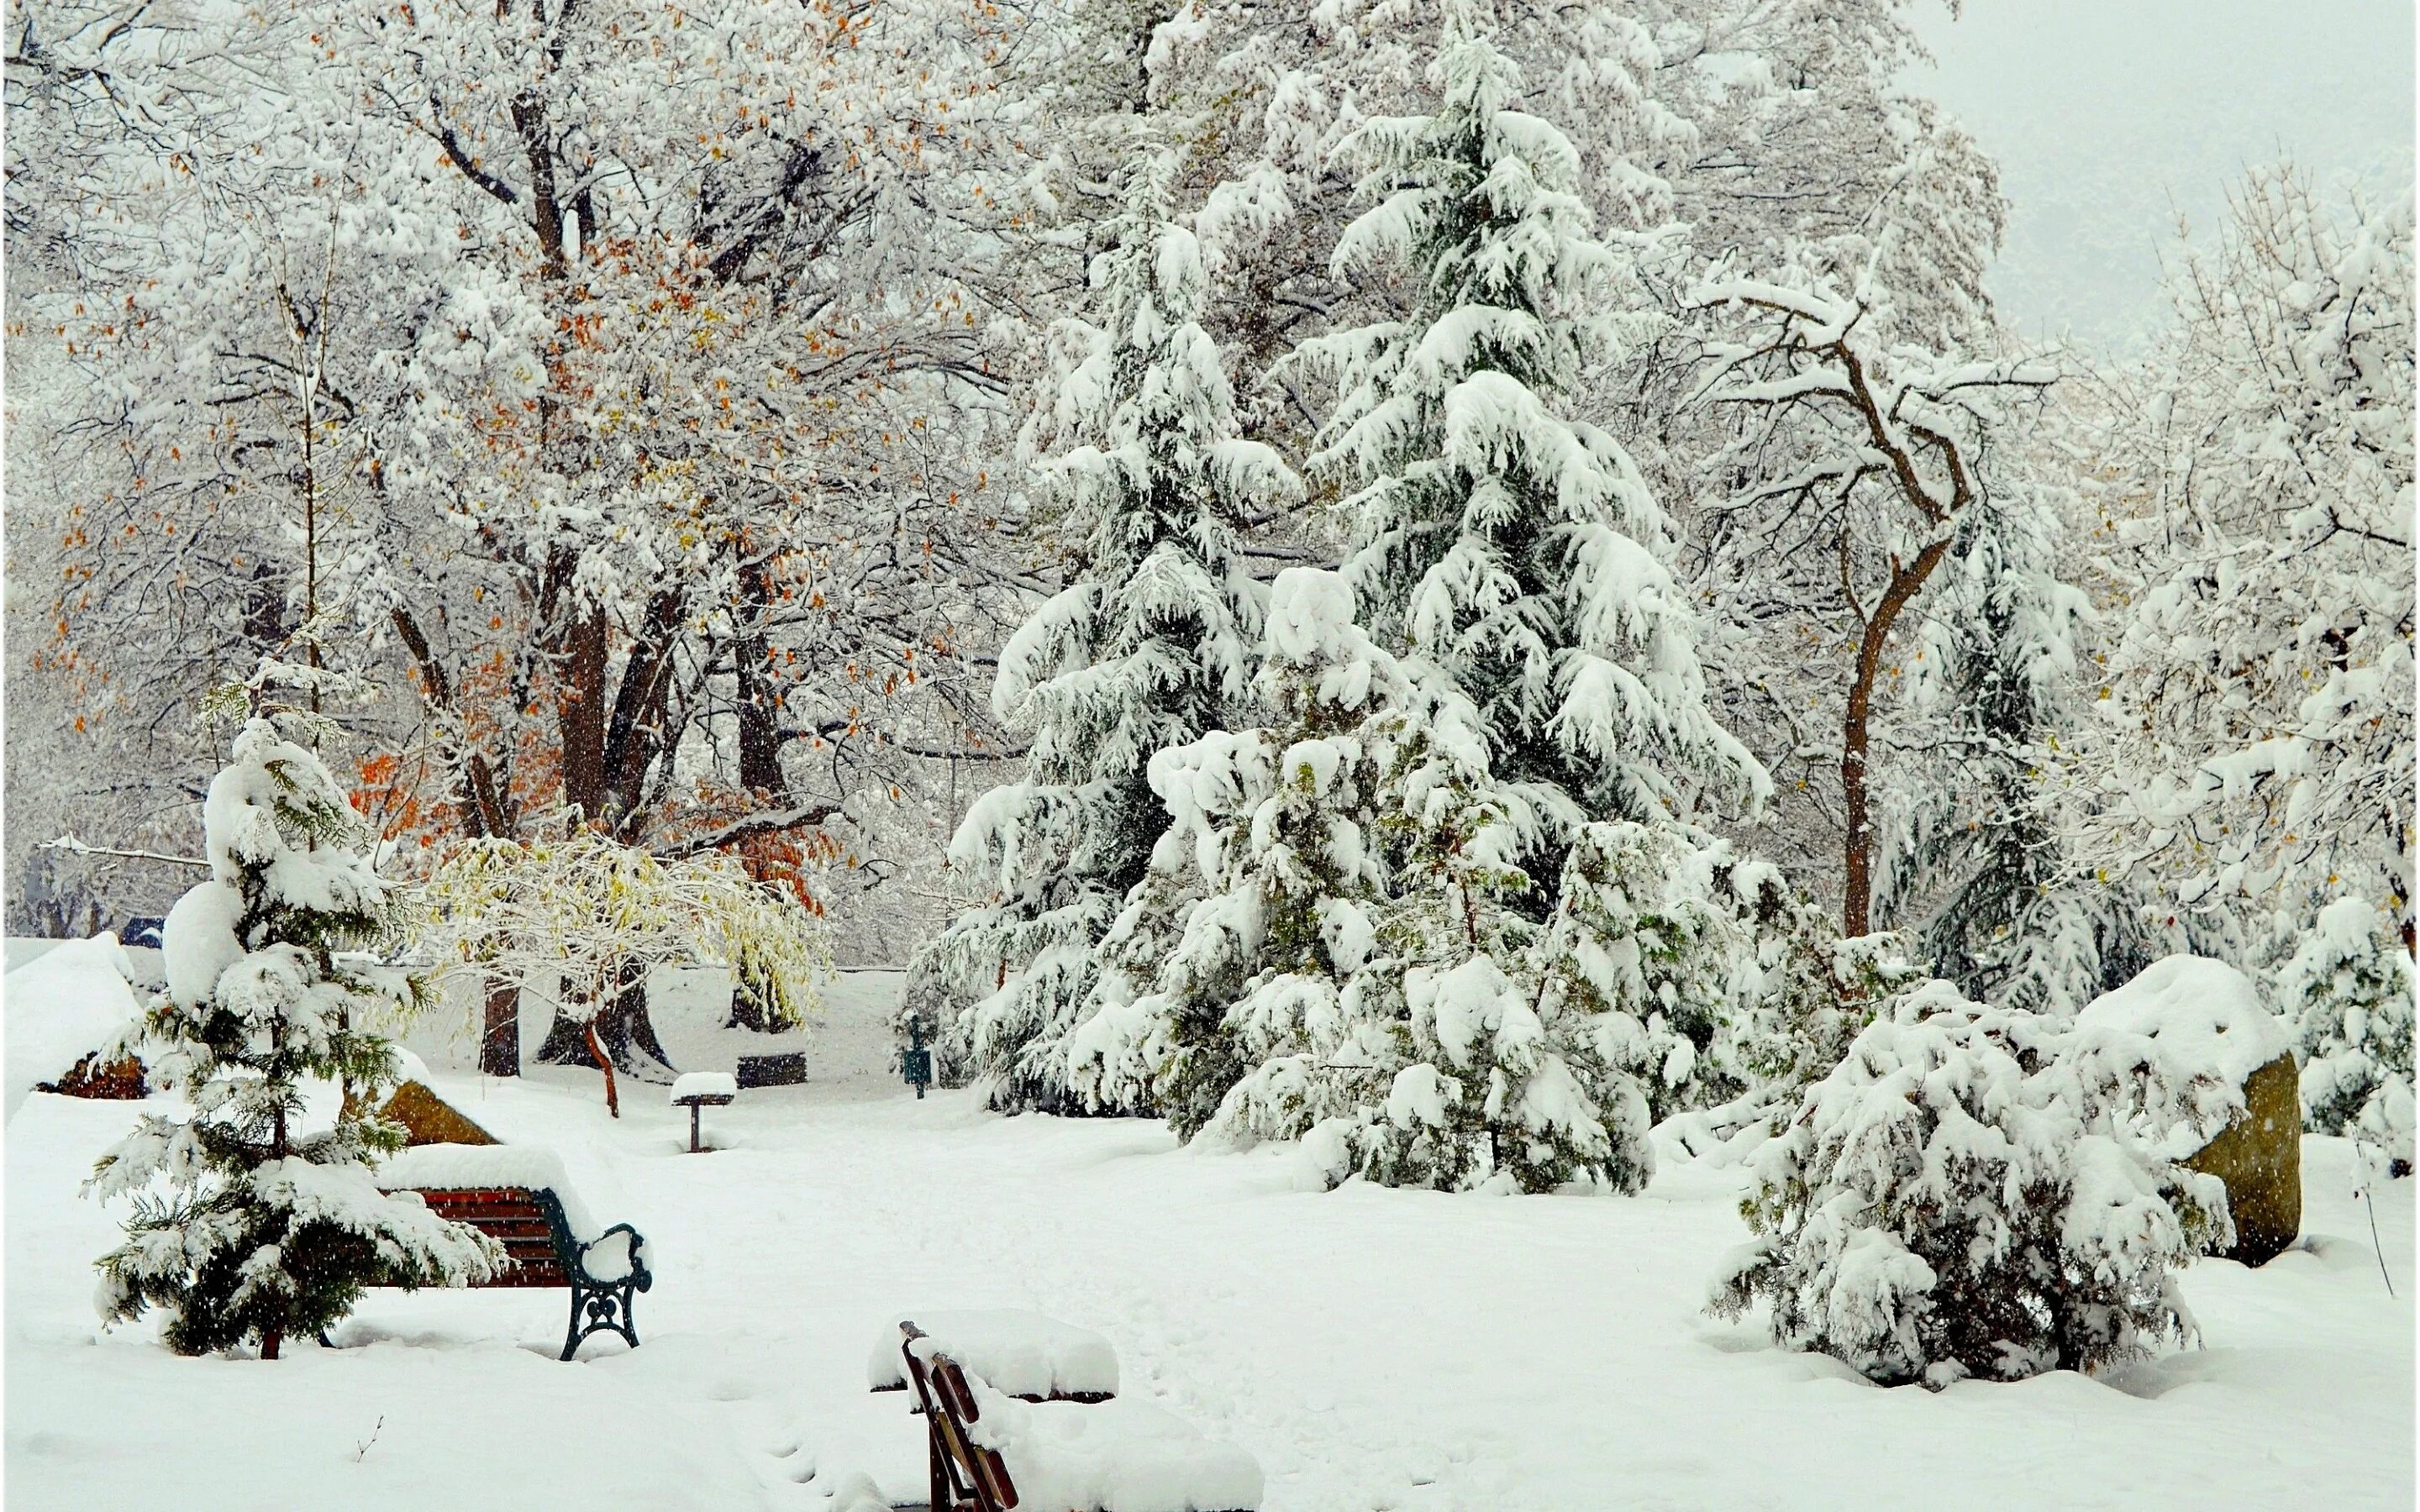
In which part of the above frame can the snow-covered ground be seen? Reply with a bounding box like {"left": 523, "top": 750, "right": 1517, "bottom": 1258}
{"left": 6, "top": 956, "right": 2412, "bottom": 1510}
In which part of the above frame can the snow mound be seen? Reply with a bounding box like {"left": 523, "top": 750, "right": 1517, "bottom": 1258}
{"left": 4, "top": 932, "right": 145, "bottom": 1121}
{"left": 2075, "top": 954, "right": 2291, "bottom": 1087}
{"left": 963, "top": 1378, "right": 1264, "bottom": 1512}
{"left": 868, "top": 1309, "right": 1119, "bottom": 1399}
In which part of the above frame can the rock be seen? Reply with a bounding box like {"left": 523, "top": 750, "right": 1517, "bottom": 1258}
{"left": 2183, "top": 1052, "right": 2303, "bottom": 1266}
{"left": 2076, "top": 955, "right": 2302, "bottom": 1267}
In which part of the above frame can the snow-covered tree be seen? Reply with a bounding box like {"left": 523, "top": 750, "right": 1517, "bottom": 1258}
{"left": 2280, "top": 896, "right": 2415, "bottom": 1169}
{"left": 420, "top": 825, "right": 831, "bottom": 1115}
{"left": 913, "top": 152, "right": 1301, "bottom": 1111}
{"left": 1068, "top": 567, "right": 1403, "bottom": 1137}
{"left": 1290, "top": 4, "right": 1765, "bottom": 849}
{"left": 1712, "top": 977, "right": 2243, "bottom": 1388}
{"left": 1877, "top": 482, "right": 2152, "bottom": 1014}
{"left": 87, "top": 716, "right": 497, "bottom": 1358}
{"left": 1687, "top": 275, "right": 2055, "bottom": 936}
{"left": 2075, "top": 167, "right": 2415, "bottom": 952}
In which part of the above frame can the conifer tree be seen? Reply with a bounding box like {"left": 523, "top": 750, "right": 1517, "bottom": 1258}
{"left": 2281, "top": 896, "right": 2416, "bottom": 1169}
{"left": 1070, "top": 568, "right": 1403, "bottom": 1137}
{"left": 913, "top": 150, "right": 1301, "bottom": 1111}
{"left": 1287, "top": 3, "right": 1764, "bottom": 853}
{"left": 88, "top": 715, "right": 496, "bottom": 1357}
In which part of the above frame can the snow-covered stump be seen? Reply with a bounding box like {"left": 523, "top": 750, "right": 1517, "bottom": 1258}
{"left": 2075, "top": 956, "right": 2300, "bottom": 1266}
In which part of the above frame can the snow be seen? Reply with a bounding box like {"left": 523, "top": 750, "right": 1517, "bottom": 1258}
{"left": 2074, "top": 954, "right": 2292, "bottom": 1088}
{"left": 3, "top": 933, "right": 145, "bottom": 1121}
{"left": 865, "top": 1309, "right": 1119, "bottom": 1399}
{"left": 10, "top": 964, "right": 2412, "bottom": 1509}
{"left": 963, "top": 1379, "right": 1265, "bottom": 1512}
{"left": 372, "top": 1144, "right": 610, "bottom": 1252}
{"left": 671, "top": 1072, "right": 740, "bottom": 1104}
{"left": 160, "top": 878, "right": 245, "bottom": 1011}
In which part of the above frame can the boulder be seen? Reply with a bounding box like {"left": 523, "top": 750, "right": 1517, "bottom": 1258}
{"left": 2182, "top": 1052, "right": 2302, "bottom": 1266}
{"left": 2077, "top": 955, "right": 2301, "bottom": 1265}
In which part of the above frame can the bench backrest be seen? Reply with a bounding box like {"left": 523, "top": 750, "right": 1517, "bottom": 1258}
{"left": 413, "top": 1187, "right": 572, "bottom": 1287}
{"left": 902, "top": 1322, "right": 1019, "bottom": 1511}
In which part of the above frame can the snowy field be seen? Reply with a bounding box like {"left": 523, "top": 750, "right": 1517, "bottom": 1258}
{"left": 9, "top": 968, "right": 2410, "bottom": 1509}
{"left": 7, "top": 967, "right": 2412, "bottom": 1511}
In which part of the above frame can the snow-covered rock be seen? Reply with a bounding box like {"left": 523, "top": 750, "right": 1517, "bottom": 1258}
{"left": 4, "top": 932, "right": 145, "bottom": 1121}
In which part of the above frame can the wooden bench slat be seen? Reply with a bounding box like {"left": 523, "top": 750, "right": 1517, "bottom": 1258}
{"left": 381, "top": 1179, "right": 650, "bottom": 1360}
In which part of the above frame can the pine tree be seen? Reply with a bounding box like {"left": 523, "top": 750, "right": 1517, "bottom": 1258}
{"left": 1286, "top": 3, "right": 1764, "bottom": 852}
{"left": 88, "top": 716, "right": 496, "bottom": 1357}
{"left": 913, "top": 150, "right": 1301, "bottom": 1112}
{"left": 1070, "top": 567, "right": 1403, "bottom": 1138}
{"left": 2281, "top": 896, "right": 2416, "bottom": 1169}
{"left": 1878, "top": 483, "right": 2152, "bottom": 1014}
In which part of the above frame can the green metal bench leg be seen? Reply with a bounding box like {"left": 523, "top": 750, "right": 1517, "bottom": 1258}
{"left": 561, "top": 1279, "right": 641, "bottom": 1360}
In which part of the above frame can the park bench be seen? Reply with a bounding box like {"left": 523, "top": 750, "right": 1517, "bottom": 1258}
{"left": 892, "top": 1317, "right": 1261, "bottom": 1512}
{"left": 375, "top": 1144, "right": 652, "bottom": 1362}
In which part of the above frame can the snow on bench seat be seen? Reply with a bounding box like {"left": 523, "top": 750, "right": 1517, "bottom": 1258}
{"left": 962, "top": 1375, "right": 1263, "bottom": 1512}
{"left": 373, "top": 1142, "right": 623, "bottom": 1262}
{"left": 669, "top": 1071, "right": 738, "bottom": 1104}
{"left": 868, "top": 1309, "right": 1119, "bottom": 1400}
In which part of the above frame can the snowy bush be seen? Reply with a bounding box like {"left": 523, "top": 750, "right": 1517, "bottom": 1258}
{"left": 2280, "top": 897, "right": 2415, "bottom": 1170}
{"left": 89, "top": 717, "right": 498, "bottom": 1357}
{"left": 1711, "top": 976, "right": 2242, "bottom": 1388}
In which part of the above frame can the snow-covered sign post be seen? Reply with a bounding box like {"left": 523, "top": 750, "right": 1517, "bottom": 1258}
{"left": 421, "top": 828, "right": 830, "bottom": 1117}
{"left": 87, "top": 717, "right": 498, "bottom": 1359}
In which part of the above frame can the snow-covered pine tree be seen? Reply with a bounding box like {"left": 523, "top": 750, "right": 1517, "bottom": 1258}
{"left": 88, "top": 716, "right": 497, "bottom": 1357}
{"left": 1070, "top": 567, "right": 1403, "bottom": 1137}
{"left": 1877, "top": 482, "right": 2152, "bottom": 1015}
{"left": 2281, "top": 896, "right": 2416, "bottom": 1169}
{"left": 1290, "top": 4, "right": 1764, "bottom": 847}
{"left": 913, "top": 150, "right": 1301, "bottom": 1112}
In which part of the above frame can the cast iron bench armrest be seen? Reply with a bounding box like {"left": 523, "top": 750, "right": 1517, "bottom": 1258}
{"left": 576, "top": 1221, "right": 655, "bottom": 1292}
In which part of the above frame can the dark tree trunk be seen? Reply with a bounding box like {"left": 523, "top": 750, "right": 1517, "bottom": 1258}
{"left": 556, "top": 605, "right": 610, "bottom": 822}
{"left": 736, "top": 559, "right": 786, "bottom": 797}
{"left": 1839, "top": 538, "right": 1953, "bottom": 939}
{"left": 480, "top": 977, "right": 520, "bottom": 1077}
{"left": 535, "top": 963, "right": 674, "bottom": 1080}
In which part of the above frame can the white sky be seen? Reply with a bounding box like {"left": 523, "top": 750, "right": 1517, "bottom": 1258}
{"left": 1907, "top": 0, "right": 2415, "bottom": 350}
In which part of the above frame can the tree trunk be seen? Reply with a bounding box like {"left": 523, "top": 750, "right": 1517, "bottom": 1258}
{"left": 585, "top": 1021, "right": 619, "bottom": 1118}
{"left": 535, "top": 963, "right": 673, "bottom": 1079}
{"left": 736, "top": 559, "right": 786, "bottom": 796}
{"left": 1840, "top": 540, "right": 1954, "bottom": 938}
{"left": 480, "top": 976, "right": 519, "bottom": 1078}
{"left": 557, "top": 606, "right": 610, "bottom": 822}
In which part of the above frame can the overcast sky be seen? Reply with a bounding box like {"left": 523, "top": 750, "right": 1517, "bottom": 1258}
{"left": 1907, "top": 0, "right": 2414, "bottom": 349}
